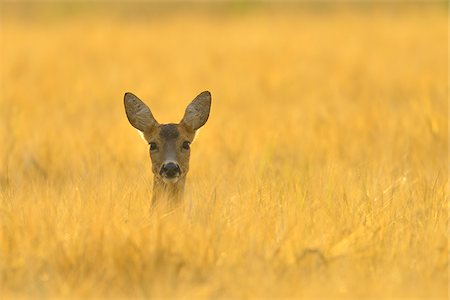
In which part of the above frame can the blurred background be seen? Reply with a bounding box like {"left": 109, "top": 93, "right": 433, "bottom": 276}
{"left": 1, "top": 1, "right": 446, "bottom": 181}
{"left": 0, "top": 1, "right": 447, "bottom": 299}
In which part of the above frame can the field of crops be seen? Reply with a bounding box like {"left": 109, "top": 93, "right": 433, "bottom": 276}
{"left": 0, "top": 3, "right": 447, "bottom": 299}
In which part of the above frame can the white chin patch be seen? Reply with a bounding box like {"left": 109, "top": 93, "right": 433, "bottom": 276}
{"left": 162, "top": 177, "right": 179, "bottom": 184}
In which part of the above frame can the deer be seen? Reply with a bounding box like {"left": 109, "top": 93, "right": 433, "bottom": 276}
{"left": 124, "top": 91, "right": 211, "bottom": 206}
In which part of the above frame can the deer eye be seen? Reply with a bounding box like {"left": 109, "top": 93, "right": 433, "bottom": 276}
{"left": 182, "top": 141, "right": 190, "bottom": 150}
{"left": 149, "top": 142, "right": 158, "bottom": 151}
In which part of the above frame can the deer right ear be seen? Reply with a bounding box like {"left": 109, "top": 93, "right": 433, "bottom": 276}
{"left": 124, "top": 92, "right": 158, "bottom": 132}
{"left": 180, "top": 91, "right": 212, "bottom": 132}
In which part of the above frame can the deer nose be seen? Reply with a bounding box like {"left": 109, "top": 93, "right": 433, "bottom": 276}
{"left": 160, "top": 162, "right": 181, "bottom": 178}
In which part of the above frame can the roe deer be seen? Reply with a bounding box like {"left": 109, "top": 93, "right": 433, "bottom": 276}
{"left": 124, "top": 91, "right": 211, "bottom": 205}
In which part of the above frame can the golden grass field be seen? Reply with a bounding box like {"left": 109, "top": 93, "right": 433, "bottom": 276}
{"left": 0, "top": 3, "right": 448, "bottom": 299}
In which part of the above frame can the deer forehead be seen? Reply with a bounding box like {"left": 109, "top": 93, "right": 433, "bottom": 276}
{"left": 159, "top": 124, "right": 179, "bottom": 139}
{"left": 149, "top": 123, "right": 193, "bottom": 143}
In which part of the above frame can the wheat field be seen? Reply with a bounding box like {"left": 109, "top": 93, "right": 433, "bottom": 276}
{"left": 0, "top": 3, "right": 448, "bottom": 299}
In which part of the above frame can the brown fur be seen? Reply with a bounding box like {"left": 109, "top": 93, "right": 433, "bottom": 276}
{"left": 124, "top": 91, "right": 211, "bottom": 206}
{"left": 144, "top": 123, "right": 196, "bottom": 205}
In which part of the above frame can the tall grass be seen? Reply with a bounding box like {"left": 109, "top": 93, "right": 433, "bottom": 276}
{"left": 0, "top": 4, "right": 447, "bottom": 299}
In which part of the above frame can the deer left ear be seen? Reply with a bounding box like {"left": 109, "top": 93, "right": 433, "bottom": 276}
{"left": 124, "top": 92, "right": 158, "bottom": 132}
{"left": 180, "top": 91, "right": 212, "bottom": 131}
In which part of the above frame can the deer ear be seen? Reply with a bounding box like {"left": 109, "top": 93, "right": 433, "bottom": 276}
{"left": 180, "top": 91, "right": 211, "bottom": 131}
{"left": 124, "top": 92, "right": 158, "bottom": 132}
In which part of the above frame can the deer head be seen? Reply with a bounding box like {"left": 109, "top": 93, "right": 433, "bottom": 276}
{"left": 124, "top": 91, "right": 211, "bottom": 202}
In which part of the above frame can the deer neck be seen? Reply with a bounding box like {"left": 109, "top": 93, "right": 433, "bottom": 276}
{"left": 152, "top": 176, "right": 185, "bottom": 205}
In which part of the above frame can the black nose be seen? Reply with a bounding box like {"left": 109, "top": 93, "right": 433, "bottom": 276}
{"left": 160, "top": 162, "right": 181, "bottom": 178}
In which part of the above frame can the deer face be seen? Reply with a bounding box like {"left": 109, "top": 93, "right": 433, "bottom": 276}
{"left": 124, "top": 91, "right": 211, "bottom": 184}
